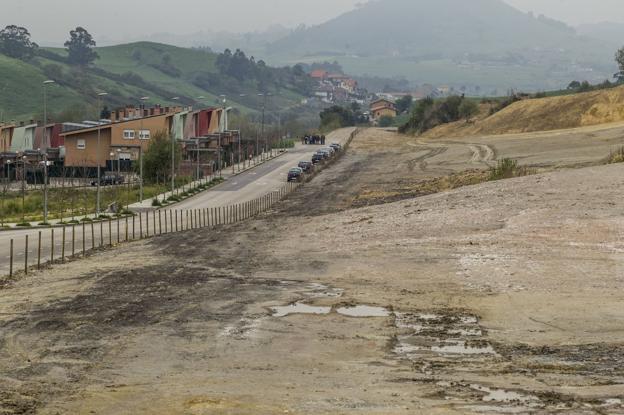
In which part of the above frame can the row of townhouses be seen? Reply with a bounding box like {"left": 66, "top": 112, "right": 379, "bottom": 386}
{"left": 0, "top": 104, "right": 246, "bottom": 181}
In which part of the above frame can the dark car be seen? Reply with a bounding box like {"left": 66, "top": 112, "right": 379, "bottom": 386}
{"left": 287, "top": 167, "right": 304, "bottom": 182}
{"left": 318, "top": 149, "right": 332, "bottom": 159}
{"left": 91, "top": 173, "right": 124, "bottom": 186}
{"left": 312, "top": 153, "right": 324, "bottom": 164}
{"left": 298, "top": 161, "right": 314, "bottom": 173}
{"left": 330, "top": 143, "right": 342, "bottom": 151}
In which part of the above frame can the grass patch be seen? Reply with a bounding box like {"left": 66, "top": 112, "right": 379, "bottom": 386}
{"left": 15, "top": 222, "right": 32, "bottom": 227}
{"left": 488, "top": 158, "right": 534, "bottom": 181}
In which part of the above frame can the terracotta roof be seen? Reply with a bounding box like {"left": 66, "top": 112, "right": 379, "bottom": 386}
{"left": 310, "top": 69, "right": 328, "bottom": 78}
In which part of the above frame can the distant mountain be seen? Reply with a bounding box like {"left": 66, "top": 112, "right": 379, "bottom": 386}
{"left": 263, "top": 0, "right": 617, "bottom": 91}
{"left": 270, "top": 0, "right": 583, "bottom": 57}
{"left": 577, "top": 22, "right": 624, "bottom": 46}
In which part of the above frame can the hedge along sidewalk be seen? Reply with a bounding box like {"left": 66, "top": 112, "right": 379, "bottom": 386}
{"left": 128, "top": 149, "right": 288, "bottom": 212}
{"left": 2, "top": 180, "right": 303, "bottom": 280}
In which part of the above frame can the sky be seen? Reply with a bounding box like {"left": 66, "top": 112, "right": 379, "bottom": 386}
{"left": 1, "top": 0, "right": 622, "bottom": 45}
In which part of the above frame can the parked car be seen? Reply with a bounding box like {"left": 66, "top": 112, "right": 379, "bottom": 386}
{"left": 321, "top": 147, "right": 335, "bottom": 156}
{"left": 330, "top": 143, "right": 342, "bottom": 151}
{"left": 91, "top": 173, "right": 124, "bottom": 186}
{"left": 287, "top": 167, "right": 304, "bottom": 182}
{"left": 312, "top": 153, "right": 324, "bottom": 164}
{"left": 298, "top": 161, "right": 314, "bottom": 173}
{"left": 318, "top": 149, "right": 332, "bottom": 159}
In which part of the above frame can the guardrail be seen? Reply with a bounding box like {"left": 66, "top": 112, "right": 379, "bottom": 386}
{"left": 3, "top": 128, "right": 361, "bottom": 279}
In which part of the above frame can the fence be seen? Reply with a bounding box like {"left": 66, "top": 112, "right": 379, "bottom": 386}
{"left": 3, "top": 127, "right": 361, "bottom": 278}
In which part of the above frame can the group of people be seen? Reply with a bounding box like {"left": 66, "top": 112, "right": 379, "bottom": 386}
{"left": 302, "top": 134, "right": 326, "bottom": 145}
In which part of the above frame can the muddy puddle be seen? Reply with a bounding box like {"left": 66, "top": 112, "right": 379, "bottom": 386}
{"left": 271, "top": 302, "right": 332, "bottom": 317}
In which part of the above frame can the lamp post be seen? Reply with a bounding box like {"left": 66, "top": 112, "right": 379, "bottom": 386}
{"left": 42, "top": 80, "right": 55, "bottom": 223}
{"left": 139, "top": 96, "right": 149, "bottom": 202}
{"left": 38, "top": 148, "right": 49, "bottom": 224}
{"left": 170, "top": 97, "right": 179, "bottom": 193}
{"left": 96, "top": 92, "right": 108, "bottom": 217}
{"left": 257, "top": 93, "right": 271, "bottom": 160}
{"left": 21, "top": 155, "right": 27, "bottom": 223}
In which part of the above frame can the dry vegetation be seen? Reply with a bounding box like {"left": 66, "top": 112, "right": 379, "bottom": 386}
{"left": 423, "top": 85, "right": 624, "bottom": 138}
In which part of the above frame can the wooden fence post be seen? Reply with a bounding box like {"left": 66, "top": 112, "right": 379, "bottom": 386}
{"left": 24, "top": 235, "right": 29, "bottom": 274}
{"left": 37, "top": 231, "right": 42, "bottom": 269}
{"left": 62, "top": 227, "right": 66, "bottom": 262}
{"left": 9, "top": 239, "right": 13, "bottom": 277}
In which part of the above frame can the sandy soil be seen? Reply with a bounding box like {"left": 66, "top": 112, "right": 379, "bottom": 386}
{"left": 0, "top": 128, "right": 623, "bottom": 414}
{"left": 423, "top": 85, "right": 624, "bottom": 138}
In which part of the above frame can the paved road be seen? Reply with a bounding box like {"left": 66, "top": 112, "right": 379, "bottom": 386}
{"left": 171, "top": 128, "right": 355, "bottom": 210}
{"left": 0, "top": 128, "right": 356, "bottom": 276}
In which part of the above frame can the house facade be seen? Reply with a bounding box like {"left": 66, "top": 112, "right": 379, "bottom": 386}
{"left": 370, "top": 99, "right": 397, "bottom": 121}
{"left": 62, "top": 111, "right": 179, "bottom": 169}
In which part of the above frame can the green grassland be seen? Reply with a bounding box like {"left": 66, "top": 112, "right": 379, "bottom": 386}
{"left": 0, "top": 42, "right": 309, "bottom": 123}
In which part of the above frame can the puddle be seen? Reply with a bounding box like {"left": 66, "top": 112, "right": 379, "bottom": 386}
{"left": 432, "top": 341, "right": 497, "bottom": 356}
{"left": 448, "top": 328, "right": 483, "bottom": 337}
{"left": 459, "top": 405, "right": 534, "bottom": 414}
{"left": 271, "top": 302, "right": 331, "bottom": 317}
{"left": 305, "top": 283, "right": 344, "bottom": 298}
{"left": 603, "top": 398, "right": 622, "bottom": 407}
{"left": 336, "top": 305, "right": 391, "bottom": 317}
{"left": 470, "top": 384, "right": 539, "bottom": 403}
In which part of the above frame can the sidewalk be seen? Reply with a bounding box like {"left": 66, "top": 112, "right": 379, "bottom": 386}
{"left": 0, "top": 150, "right": 287, "bottom": 229}
{"left": 128, "top": 149, "right": 287, "bottom": 212}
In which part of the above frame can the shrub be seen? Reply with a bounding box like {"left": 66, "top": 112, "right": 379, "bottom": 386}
{"left": 606, "top": 147, "right": 624, "bottom": 164}
{"left": 16, "top": 222, "right": 32, "bottom": 227}
{"left": 151, "top": 198, "right": 162, "bottom": 207}
{"left": 488, "top": 158, "right": 533, "bottom": 181}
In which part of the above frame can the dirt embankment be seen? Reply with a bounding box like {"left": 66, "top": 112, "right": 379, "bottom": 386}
{"left": 424, "top": 85, "right": 624, "bottom": 138}
{"left": 1, "top": 128, "right": 623, "bottom": 414}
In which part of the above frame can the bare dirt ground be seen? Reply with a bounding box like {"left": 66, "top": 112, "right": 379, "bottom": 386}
{"left": 1, "top": 127, "right": 623, "bottom": 414}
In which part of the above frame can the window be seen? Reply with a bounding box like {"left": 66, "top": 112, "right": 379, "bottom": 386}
{"left": 123, "top": 130, "right": 135, "bottom": 139}
{"left": 77, "top": 139, "right": 86, "bottom": 150}
{"left": 139, "top": 130, "right": 151, "bottom": 140}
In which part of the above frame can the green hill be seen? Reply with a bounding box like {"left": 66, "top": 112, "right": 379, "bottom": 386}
{"left": 265, "top": 0, "right": 616, "bottom": 92}
{"left": 0, "top": 42, "right": 312, "bottom": 123}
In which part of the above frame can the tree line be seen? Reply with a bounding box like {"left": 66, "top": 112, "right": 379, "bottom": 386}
{"left": 0, "top": 25, "right": 99, "bottom": 66}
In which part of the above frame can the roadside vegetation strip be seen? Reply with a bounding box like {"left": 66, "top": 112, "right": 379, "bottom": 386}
{"left": 1, "top": 180, "right": 303, "bottom": 282}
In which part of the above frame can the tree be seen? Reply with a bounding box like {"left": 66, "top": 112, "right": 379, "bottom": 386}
{"left": 459, "top": 100, "right": 479, "bottom": 121}
{"left": 0, "top": 25, "right": 38, "bottom": 60}
{"left": 567, "top": 81, "right": 581, "bottom": 90}
{"left": 65, "top": 27, "right": 99, "bottom": 66}
{"left": 142, "top": 131, "right": 181, "bottom": 184}
{"left": 378, "top": 115, "right": 394, "bottom": 128}
{"left": 615, "top": 47, "right": 624, "bottom": 83}
{"left": 319, "top": 105, "right": 355, "bottom": 131}
{"left": 395, "top": 95, "right": 413, "bottom": 114}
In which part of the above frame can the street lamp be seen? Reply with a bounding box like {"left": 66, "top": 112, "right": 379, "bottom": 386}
{"left": 257, "top": 93, "right": 271, "bottom": 160}
{"left": 38, "top": 147, "right": 49, "bottom": 224}
{"left": 42, "top": 80, "right": 55, "bottom": 224}
{"left": 171, "top": 97, "right": 180, "bottom": 193}
{"left": 96, "top": 91, "right": 108, "bottom": 216}
{"left": 138, "top": 96, "right": 149, "bottom": 202}
{"left": 21, "top": 155, "right": 27, "bottom": 223}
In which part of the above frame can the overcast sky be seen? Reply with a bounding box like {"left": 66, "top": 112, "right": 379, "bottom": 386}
{"left": 1, "top": 0, "right": 622, "bottom": 45}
